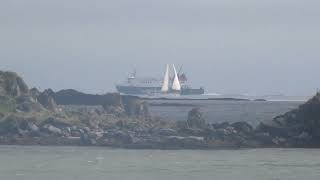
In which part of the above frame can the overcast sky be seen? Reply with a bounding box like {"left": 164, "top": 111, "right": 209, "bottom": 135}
{"left": 1, "top": 0, "right": 319, "bottom": 95}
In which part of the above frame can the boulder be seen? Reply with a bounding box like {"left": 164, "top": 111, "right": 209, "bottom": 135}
{"left": 42, "top": 124, "right": 62, "bottom": 135}
{"left": 187, "top": 108, "right": 207, "bottom": 129}
{"left": 231, "top": 121, "right": 254, "bottom": 135}
{"left": 104, "top": 130, "right": 133, "bottom": 144}
{"left": 80, "top": 132, "right": 91, "bottom": 145}
{"left": 27, "top": 122, "right": 39, "bottom": 132}
{"left": 40, "top": 117, "right": 72, "bottom": 129}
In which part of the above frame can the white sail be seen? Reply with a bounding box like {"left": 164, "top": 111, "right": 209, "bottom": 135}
{"left": 161, "top": 64, "right": 170, "bottom": 92}
{"left": 172, "top": 64, "right": 181, "bottom": 91}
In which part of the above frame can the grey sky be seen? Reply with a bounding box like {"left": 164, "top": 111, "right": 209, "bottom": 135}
{"left": 1, "top": 0, "right": 319, "bottom": 95}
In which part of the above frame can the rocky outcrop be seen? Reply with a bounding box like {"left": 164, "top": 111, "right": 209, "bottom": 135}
{"left": 0, "top": 114, "right": 40, "bottom": 136}
{"left": 0, "top": 71, "right": 29, "bottom": 97}
{"left": 53, "top": 89, "right": 122, "bottom": 106}
{"left": 122, "top": 96, "right": 150, "bottom": 118}
{"left": 256, "top": 92, "right": 320, "bottom": 147}
{"left": 0, "top": 71, "right": 58, "bottom": 113}
{"left": 3, "top": 69, "right": 320, "bottom": 149}
{"left": 231, "top": 121, "right": 254, "bottom": 135}
{"left": 52, "top": 89, "right": 150, "bottom": 118}
{"left": 29, "top": 88, "right": 40, "bottom": 100}
{"left": 37, "top": 89, "right": 57, "bottom": 111}
{"left": 174, "top": 108, "right": 260, "bottom": 148}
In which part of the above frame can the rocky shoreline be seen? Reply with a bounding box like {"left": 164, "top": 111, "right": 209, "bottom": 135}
{"left": 1, "top": 70, "right": 320, "bottom": 149}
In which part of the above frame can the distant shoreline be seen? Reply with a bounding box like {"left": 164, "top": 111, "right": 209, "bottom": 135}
{"left": 142, "top": 97, "right": 253, "bottom": 101}
{"left": 142, "top": 97, "right": 308, "bottom": 102}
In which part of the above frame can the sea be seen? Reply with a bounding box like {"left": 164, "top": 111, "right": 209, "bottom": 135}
{"left": 1, "top": 98, "right": 319, "bottom": 180}
{"left": 0, "top": 146, "right": 320, "bottom": 180}
{"left": 147, "top": 99, "right": 302, "bottom": 126}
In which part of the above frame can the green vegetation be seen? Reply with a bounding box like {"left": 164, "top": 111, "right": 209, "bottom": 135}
{"left": 0, "top": 97, "right": 16, "bottom": 113}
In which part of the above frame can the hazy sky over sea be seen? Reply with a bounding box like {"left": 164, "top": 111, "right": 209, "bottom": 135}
{"left": 1, "top": 0, "right": 319, "bottom": 95}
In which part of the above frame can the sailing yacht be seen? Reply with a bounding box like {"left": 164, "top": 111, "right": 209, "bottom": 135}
{"left": 161, "top": 64, "right": 181, "bottom": 93}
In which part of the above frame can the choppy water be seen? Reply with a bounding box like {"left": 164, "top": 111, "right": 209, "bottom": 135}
{"left": 148, "top": 100, "right": 302, "bottom": 125}
{"left": 0, "top": 146, "right": 320, "bottom": 180}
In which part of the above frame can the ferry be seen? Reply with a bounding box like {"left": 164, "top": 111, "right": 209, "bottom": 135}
{"left": 116, "top": 64, "right": 205, "bottom": 96}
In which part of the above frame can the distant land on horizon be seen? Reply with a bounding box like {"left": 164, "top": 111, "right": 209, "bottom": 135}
{"left": 0, "top": 66, "right": 315, "bottom": 101}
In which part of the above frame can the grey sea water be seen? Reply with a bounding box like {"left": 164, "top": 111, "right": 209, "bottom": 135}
{"left": 0, "top": 146, "right": 320, "bottom": 180}
{"left": 148, "top": 100, "right": 302, "bottom": 125}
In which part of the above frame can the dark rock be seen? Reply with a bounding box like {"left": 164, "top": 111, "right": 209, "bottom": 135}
{"left": 231, "top": 121, "right": 254, "bottom": 135}
{"left": 71, "top": 129, "right": 81, "bottom": 137}
{"left": 29, "top": 88, "right": 40, "bottom": 100}
{"left": 40, "top": 117, "right": 72, "bottom": 129}
{"left": 187, "top": 108, "right": 207, "bottom": 129}
{"left": 80, "top": 132, "right": 91, "bottom": 145}
{"left": 256, "top": 120, "right": 293, "bottom": 137}
{"left": 0, "top": 115, "right": 40, "bottom": 136}
{"left": 0, "top": 95, "right": 10, "bottom": 103}
{"left": 254, "top": 99, "right": 267, "bottom": 102}
{"left": 272, "top": 137, "right": 287, "bottom": 146}
{"left": 79, "top": 130, "right": 102, "bottom": 145}
{"left": 37, "top": 89, "right": 57, "bottom": 111}
{"left": 0, "top": 115, "right": 21, "bottom": 134}
{"left": 104, "top": 130, "right": 133, "bottom": 144}
{"left": 297, "top": 131, "right": 312, "bottom": 141}
{"left": 27, "top": 122, "right": 40, "bottom": 132}
{"left": 212, "top": 122, "right": 230, "bottom": 129}
{"left": 254, "top": 132, "right": 275, "bottom": 146}
{"left": 53, "top": 89, "right": 123, "bottom": 107}
{"left": 257, "top": 92, "right": 320, "bottom": 147}
{"left": 83, "top": 127, "right": 91, "bottom": 133}
{"left": 42, "top": 124, "right": 62, "bottom": 135}
{"left": 177, "top": 127, "right": 207, "bottom": 137}
{"left": 52, "top": 89, "right": 151, "bottom": 118}
{"left": 102, "top": 93, "right": 123, "bottom": 107}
